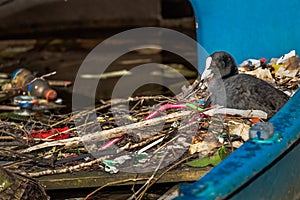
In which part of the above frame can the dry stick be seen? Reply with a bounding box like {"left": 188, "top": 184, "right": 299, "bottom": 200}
{"left": 120, "top": 134, "right": 165, "bottom": 151}
{"left": 19, "top": 110, "right": 193, "bottom": 153}
{"left": 0, "top": 136, "right": 15, "bottom": 140}
{"left": 19, "top": 136, "right": 82, "bottom": 153}
{"left": 29, "top": 128, "right": 177, "bottom": 178}
{"left": 0, "top": 149, "right": 51, "bottom": 168}
{"left": 24, "top": 105, "right": 211, "bottom": 152}
{"left": 0, "top": 142, "right": 21, "bottom": 147}
{"left": 84, "top": 178, "right": 152, "bottom": 200}
{"left": 130, "top": 99, "right": 142, "bottom": 112}
{"left": 50, "top": 100, "right": 113, "bottom": 128}
{"left": 137, "top": 154, "right": 196, "bottom": 200}
{"left": 51, "top": 95, "right": 170, "bottom": 128}
{"left": 4, "top": 159, "right": 35, "bottom": 169}
{"left": 127, "top": 153, "right": 167, "bottom": 200}
{"left": 45, "top": 121, "right": 95, "bottom": 139}
{"left": 25, "top": 155, "right": 110, "bottom": 177}
{"left": 153, "top": 134, "right": 182, "bottom": 154}
{"left": 50, "top": 104, "right": 110, "bottom": 127}
{"left": 1, "top": 129, "right": 23, "bottom": 141}
{"left": 153, "top": 118, "right": 200, "bottom": 154}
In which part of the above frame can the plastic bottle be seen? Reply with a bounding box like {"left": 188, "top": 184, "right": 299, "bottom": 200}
{"left": 249, "top": 122, "right": 274, "bottom": 140}
{"left": 0, "top": 69, "right": 30, "bottom": 101}
{"left": 10, "top": 68, "right": 57, "bottom": 101}
{"left": 27, "top": 79, "right": 57, "bottom": 100}
{"left": 11, "top": 68, "right": 34, "bottom": 88}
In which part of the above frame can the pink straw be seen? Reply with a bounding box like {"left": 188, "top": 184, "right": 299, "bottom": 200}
{"left": 98, "top": 135, "right": 125, "bottom": 151}
{"left": 145, "top": 103, "right": 187, "bottom": 120}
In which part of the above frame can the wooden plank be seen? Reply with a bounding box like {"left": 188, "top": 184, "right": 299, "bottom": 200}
{"left": 38, "top": 168, "right": 209, "bottom": 190}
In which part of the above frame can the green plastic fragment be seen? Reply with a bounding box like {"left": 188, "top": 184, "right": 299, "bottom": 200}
{"left": 186, "top": 103, "right": 203, "bottom": 111}
{"left": 185, "top": 146, "right": 229, "bottom": 167}
{"left": 135, "top": 153, "right": 148, "bottom": 160}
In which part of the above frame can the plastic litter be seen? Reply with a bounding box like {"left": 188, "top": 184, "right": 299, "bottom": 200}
{"left": 240, "top": 58, "right": 263, "bottom": 69}
{"left": 135, "top": 153, "right": 148, "bottom": 164}
{"left": 239, "top": 50, "right": 300, "bottom": 97}
{"left": 103, "top": 160, "right": 119, "bottom": 174}
{"left": 13, "top": 95, "right": 37, "bottom": 109}
{"left": 27, "top": 79, "right": 57, "bottom": 101}
{"left": 229, "top": 123, "right": 250, "bottom": 142}
{"left": 249, "top": 122, "right": 274, "bottom": 140}
{"left": 276, "top": 50, "right": 296, "bottom": 65}
{"left": 145, "top": 103, "right": 187, "bottom": 120}
{"left": 30, "top": 126, "right": 70, "bottom": 140}
{"left": 2, "top": 68, "right": 57, "bottom": 101}
{"left": 275, "top": 55, "right": 300, "bottom": 78}
{"left": 137, "top": 136, "right": 165, "bottom": 154}
{"left": 12, "top": 95, "right": 37, "bottom": 116}
{"left": 113, "top": 155, "right": 131, "bottom": 165}
{"left": 203, "top": 107, "right": 268, "bottom": 119}
{"left": 242, "top": 68, "right": 275, "bottom": 83}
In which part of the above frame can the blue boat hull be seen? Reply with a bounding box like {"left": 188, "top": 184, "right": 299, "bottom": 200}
{"left": 175, "top": 1, "right": 300, "bottom": 198}
{"left": 230, "top": 138, "right": 300, "bottom": 200}
{"left": 189, "top": 0, "right": 300, "bottom": 64}
{"left": 175, "top": 89, "right": 300, "bottom": 199}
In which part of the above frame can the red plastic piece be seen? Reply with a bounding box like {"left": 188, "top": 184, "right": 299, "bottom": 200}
{"left": 251, "top": 118, "right": 261, "bottom": 124}
{"left": 260, "top": 58, "right": 267, "bottom": 63}
{"left": 30, "top": 126, "right": 70, "bottom": 140}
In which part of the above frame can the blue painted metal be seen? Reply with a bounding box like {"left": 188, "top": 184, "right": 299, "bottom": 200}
{"left": 189, "top": 0, "right": 300, "bottom": 64}
{"left": 174, "top": 2, "right": 300, "bottom": 198}
{"left": 230, "top": 137, "right": 300, "bottom": 200}
{"left": 175, "top": 89, "right": 300, "bottom": 199}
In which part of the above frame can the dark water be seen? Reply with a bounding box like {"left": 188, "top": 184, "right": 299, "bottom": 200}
{"left": 47, "top": 183, "right": 179, "bottom": 200}
{"left": 1, "top": 28, "right": 197, "bottom": 113}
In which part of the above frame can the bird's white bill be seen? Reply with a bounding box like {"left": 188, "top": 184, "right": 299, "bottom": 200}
{"left": 201, "top": 56, "right": 213, "bottom": 80}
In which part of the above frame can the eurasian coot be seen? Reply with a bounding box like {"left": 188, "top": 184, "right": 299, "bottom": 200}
{"left": 201, "top": 51, "right": 289, "bottom": 119}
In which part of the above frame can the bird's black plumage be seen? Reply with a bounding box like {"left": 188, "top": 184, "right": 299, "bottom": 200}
{"left": 202, "top": 51, "right": 289, "bottom": 119}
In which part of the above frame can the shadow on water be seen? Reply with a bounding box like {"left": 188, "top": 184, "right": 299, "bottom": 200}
{"left": 1, "top": 28, "right": 197, "bottom": 113}
{"left": 47, "top": 182, "right": 180, "bottom": 200}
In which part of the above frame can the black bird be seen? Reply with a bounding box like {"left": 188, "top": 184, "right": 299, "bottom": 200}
{"left": 201, "top": 51, "right": 289, "bottom": 119}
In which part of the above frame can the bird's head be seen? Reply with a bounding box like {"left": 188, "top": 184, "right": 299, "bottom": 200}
{"left": 201, "top": 51, "right": 238, "bottom": 82}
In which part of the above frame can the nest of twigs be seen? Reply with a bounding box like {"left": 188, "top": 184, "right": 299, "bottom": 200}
{"left": 0, "top": 53, "right": 299, "bottom": 181}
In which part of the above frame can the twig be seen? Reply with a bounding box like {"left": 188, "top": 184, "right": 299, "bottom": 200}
{"left": 19, "top": 110, "right": 193, "bottom": 153}
{"left": 153, "top": 116, "right": 200, "bottom": 154}
{"left": 153, "top": 134, "right": 182, "bottom": 154}
{"left": 0, "top": 149, "right": 52, "bottom": 168}
{"left": 45, "top": 121, "right": 94, "bottom": 139}
{"left": 25, "top": 155, "right": 110, "bottom": 177}
{"left": 19, "top": 136, "right": 82, "bottom": 153}
{"left": 50, "top": 104, "right": 109, "bottom": 127}
{"left": 0, "top": 136, "right": 15, "bottom": 140}
{"left": 127, "top": 153, "right": 167, "bottom": 200}
{"left": 84, "top": 178, "right": 151, "bottom": 200}
{"left": 137, "top": 154, "right": 196, "bottom": 199}
{"left": 120, "top": 134, "right": 165, "bottom": 151}
{"left": 51, "top": 96, "right": 170, "bottom": 128}
{"left": 0, "top": 141, "right": 22, "bottom": 146}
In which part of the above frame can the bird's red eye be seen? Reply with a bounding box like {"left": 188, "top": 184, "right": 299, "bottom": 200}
{"left": 211, "top": 61, "right": 217, "bottom": 66}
